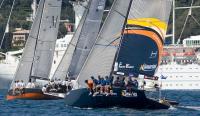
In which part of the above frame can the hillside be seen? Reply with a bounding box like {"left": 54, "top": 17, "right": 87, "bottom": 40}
{"left": 0, "top": 0, "right": 200, "bottom": 51}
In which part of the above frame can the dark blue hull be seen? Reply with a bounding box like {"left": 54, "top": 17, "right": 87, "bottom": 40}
{"left": 64, "top": 88, "right": 169, "bottom": 109}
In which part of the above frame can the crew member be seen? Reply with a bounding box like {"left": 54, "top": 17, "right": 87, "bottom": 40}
{"left": 85, "top": 79, "right": 94, "bottom": 95}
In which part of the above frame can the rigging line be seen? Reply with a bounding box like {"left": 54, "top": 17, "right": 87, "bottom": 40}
{"left": 191, "top": 15, "right": 200, "bottom": 27}
{"left": 0, "top": 0, "right": 5, "bottom": 8}
{"left": 0, "top": 0, "right": 16, "bottom": 49}
{"left": 177, "top": 0, "right": 194, "bottom": 44}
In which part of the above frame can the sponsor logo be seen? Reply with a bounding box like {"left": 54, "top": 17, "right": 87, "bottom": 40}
{"left": 149, "top": 51, "right": 158, "bottom": 59}
{"left": 140, "top": 64, "right": 157, "bottom": 71}
{"left": 118, "top": 62, "right": 134, "bottom": 69}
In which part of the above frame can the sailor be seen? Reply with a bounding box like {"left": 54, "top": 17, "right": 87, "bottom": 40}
{"left": 13, "top": 81, "right": 19, "bottom": 94}
{"left": 26, "top": 79, "right": 32, "bottom": 88}
{"left": 91, "top": 76, "right": 98, "bottom": 86}
{"left": 100, "top": 77, "right": 106, "bottom": 94}
{"left": 133, "top": 79, "right": 139, "bottom": 89}
{"left": 17, "top": 80, "right": 25, "bottom": 94}
{"left": 14, "top": 80, "right": 21, "bottom": 93}
{"left": 105, "top": 76, "right": 111, "bottom": 95}
{"left": 141, "top": 80, "right": 146, "bottom": 90}
{"left": 67, "top": 79, "right": 73, "bottom": 92}
{"left": 42, "top": 85, "right": 47, "bottom": 93}
{"left": 119, "top": 77, "right": 126, "bottom": 88}
{"left": 60, "top": 79, "right": 67, "bottom": 93}
{"left": 20, "top": 80, "right": 25, "bottom": 88}
{"left": 31, "top": 82, "right": 36, "bottom": 88}
{"left": 85, "top": 79, "right": 94, "bottom": 95}
{"left": 126, "top": 77, "right": 134, "bottom": 93}
{"left": 113, "top": 77, "right": 121, "bottom": 87}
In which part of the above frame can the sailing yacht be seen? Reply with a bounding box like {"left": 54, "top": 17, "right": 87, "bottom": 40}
{"left": 65, "top": 0, "right": 173, "bottom": 109}
{"left": 6, "top": 0, "right": 62, "bottom": 100}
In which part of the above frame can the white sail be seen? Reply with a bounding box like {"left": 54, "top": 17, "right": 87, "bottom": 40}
{"left": 68, "top": 0, "right": 106, "bottom": 78}
{"left": 52, "top": 6, "right": 88, "bottom": 81}
{"left": 10, "top": 0, "right": 62, "bottom": 88}
{"left": 31, "top": 0, "right": 62, "bottom": 80}
{"left": 76, "top": 0, "right": 133, "bottom": 88}
{"left": 128, "top": 0, "right": 172, "bottom": 38}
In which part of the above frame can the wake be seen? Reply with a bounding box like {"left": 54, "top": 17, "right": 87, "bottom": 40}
{"left": 176, "top": 106, "right": 200, "bottom": 111}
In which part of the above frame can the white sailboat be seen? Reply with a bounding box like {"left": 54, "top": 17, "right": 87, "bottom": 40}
{"left": 6, "top": 0, "right": 62, "bottom": 100}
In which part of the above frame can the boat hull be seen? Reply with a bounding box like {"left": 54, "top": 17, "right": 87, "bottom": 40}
{"left": 64, "top": 88, "right": 169, "bottom": 109}
{"left": 6, "top": 88, "right": 63, "bottom": 100}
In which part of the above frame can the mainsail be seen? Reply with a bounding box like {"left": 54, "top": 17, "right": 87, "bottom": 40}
{"left": 114, "top": 0, "right": 172, "bottom": 76}
{"left": 52, "top": 4, "right": 88, "bottom": 81}
{"left": 76, "top": 0, "right": 133, "bottom": 88}
{"left": 68, "top": 0, "right": 106, "bottom": 78}
{"left": 10, "top": 0, "right": 62, "bottom": 88}
{"left": 52, "top": 0, "right": 106, "bottom": 80}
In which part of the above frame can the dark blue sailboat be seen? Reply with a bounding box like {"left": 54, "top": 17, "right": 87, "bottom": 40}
{"left": 65, "top": 0, "right": 173, "bottom": 109}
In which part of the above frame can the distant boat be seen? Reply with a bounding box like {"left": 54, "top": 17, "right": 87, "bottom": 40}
{"left": 6, "top": 0, "right": 62, "bottom": 100}
{"left": 65, "top": 0, "right": 173, "bottom": 109}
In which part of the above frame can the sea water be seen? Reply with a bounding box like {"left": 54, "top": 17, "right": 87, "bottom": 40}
{"left": 0, "top": 89, "right": 200, "bottom": 116}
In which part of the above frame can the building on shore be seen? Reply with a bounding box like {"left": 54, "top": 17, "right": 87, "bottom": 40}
{"left": 12, "top": 28, "right": 29, "bottom": 48}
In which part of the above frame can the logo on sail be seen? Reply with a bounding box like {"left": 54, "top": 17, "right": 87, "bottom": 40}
{"left": 118, "top": 62, "right": 134, "bottom": 69}
{"left": 140, "top": 64, "right": 157, "bottom": 71}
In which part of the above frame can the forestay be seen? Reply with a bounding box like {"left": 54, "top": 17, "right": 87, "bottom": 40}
{"left": 10, "top": 0, "right": 62, "bottom": 89}
{"left": 76, "top": 0, "right": 133, "bottom": 88}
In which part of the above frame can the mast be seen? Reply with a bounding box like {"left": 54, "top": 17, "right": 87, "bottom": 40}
{"left": 0, "top": 0, "right": 16, "bottom": 49}
{"left": 172, "top": 0, "right": 175, "bottom": 44}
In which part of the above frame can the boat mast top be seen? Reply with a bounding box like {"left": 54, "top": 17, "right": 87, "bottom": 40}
{"left": 172, "top": 0, "right": 200, "bottom": 45}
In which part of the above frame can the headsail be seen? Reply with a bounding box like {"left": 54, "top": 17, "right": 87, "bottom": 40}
{"left": 114, "top": 0, "right": 172, "bottom": 76}
{"left": 76, "top": 0, "right": 133, "bottom": 88}
{"left": 10, "top": 0, "right": 62, "bottom": 88}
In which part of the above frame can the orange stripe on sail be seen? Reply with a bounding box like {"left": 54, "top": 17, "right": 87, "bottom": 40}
{"left": 124, "top": 30, "right": 163, "bottom": 64}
